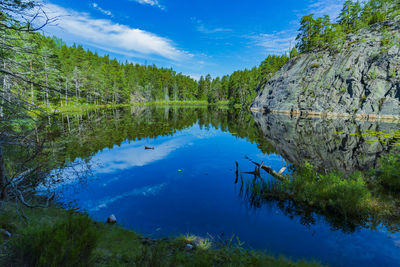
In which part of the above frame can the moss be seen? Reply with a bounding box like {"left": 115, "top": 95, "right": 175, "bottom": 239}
{"left": 310, "top": 63, "right": 320, "bottom": 69}
{"left": 389, "top": 68, "right": 397, "bottom": 78}
{"left": 370, "top": 69, "right": 377, "bottom": 80}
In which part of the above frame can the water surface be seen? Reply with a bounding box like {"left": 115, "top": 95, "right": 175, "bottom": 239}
{"left": 53, "top": 107, "right": 400, "bottom": 267}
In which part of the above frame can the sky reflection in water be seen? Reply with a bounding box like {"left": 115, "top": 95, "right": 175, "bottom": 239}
{"left": 59, "top": 112, "right": 400, "bottom": 267}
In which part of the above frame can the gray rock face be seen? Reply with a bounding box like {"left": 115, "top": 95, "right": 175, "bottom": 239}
{"left": 252, "top": 112, "right": 400, "bottom": 173}
{"left": 252, "top": 21, "right": 400, "bottom": 117}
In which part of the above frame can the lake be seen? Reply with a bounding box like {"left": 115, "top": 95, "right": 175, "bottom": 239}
{"left": 49, "top": 106, "right": 400, "bottom": 267}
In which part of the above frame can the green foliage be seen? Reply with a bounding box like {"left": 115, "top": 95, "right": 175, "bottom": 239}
{"left": 290, "top": 47, "right": 299, "bottom": 58}
{"left": 376, "top": 153, "right": 400, "bottom": 190}
{"left": 296, "top": 0, "right": 399, "bottom": 53}
{"left": 9, "top": 212, "right": 99, "bottom": 267}
{"left": 291, "top": 163, "right": 371, "bottom": 217}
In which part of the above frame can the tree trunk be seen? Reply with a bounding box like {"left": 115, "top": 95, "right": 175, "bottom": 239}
{"left": 0, "top": 146, "right": 8, "bottom": 200}
{"left": 45, "top": 61, "right": 49, "bottom": 106}
{"left": 30, "top": 59, "right": 34, "bottom": 105}
{"left": 65, "top": 79, "right": 68, "bottom": 106}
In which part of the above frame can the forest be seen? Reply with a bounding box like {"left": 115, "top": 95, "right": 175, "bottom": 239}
{"left": 1, "top": 20, "right": 288, "bottom": 109}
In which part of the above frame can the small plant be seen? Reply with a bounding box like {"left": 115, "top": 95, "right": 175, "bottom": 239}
{"left": 310, "top": 62, "right": 320, "bottom": 68}
{"left": 389, "top": 68, "right": 396, "bottom": 78}
{"left": 197, "top": 238, "right": 212, "bottom": 250}
{"left": 370, "top": 69, "right": 377, "bottom": 80}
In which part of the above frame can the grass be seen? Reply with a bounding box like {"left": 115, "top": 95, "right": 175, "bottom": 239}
{"left": 0, "top": 202, "right": 322, "bottom": 267}
{"left": 41, "top": 100, "right": 230, "bottom": 113}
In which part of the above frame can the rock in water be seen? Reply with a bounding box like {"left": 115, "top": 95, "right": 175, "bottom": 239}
{"left": 252, "top": 19, "right": 400, "bottom": 119}
{"left": 107, "top": 214, "right": 117, "bottom": 224}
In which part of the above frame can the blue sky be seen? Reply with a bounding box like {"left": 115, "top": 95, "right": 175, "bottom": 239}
{"left": 40, "top": 0, "right": 345, "bottom": 79}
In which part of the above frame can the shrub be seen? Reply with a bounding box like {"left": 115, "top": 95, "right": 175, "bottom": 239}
{"left": 291, "top": 162, "right": 371, "bottom": 217}
{"left": 9, "top": 212, "right": 99, "bottom": 267}
{"left": 376, "top": 154, "right": 400, "bottom": 191}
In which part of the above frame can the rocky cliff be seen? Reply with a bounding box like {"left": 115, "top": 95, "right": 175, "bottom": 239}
{"left": 252, "top": 113, "right": 400, "bottom": 173}
{"left": 252, "top": 20, "right": 400, "bottom": 119}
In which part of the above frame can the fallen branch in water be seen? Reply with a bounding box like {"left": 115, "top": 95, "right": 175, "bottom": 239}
{"left": 245, "top": 156, "right": 287, "bottom": 181}
{"left": 278, "top": 163, "right": 288, "bottom": 175}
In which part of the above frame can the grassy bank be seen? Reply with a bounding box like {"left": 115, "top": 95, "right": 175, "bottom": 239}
{"left": 0, "top": 202, "right": 321, "bottom": 267}
{"left": 41, "top": 100, "right": 230, "bottom": 113}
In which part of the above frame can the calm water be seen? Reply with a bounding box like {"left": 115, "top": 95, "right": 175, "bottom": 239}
{"left": 52, "top": 107, "right": 400, "bottom": 267}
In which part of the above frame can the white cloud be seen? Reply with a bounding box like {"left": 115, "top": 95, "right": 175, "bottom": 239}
{"left": 41, "top": 3, "right": 188, "bottom": 60}
{"left": 94, "top": 137, "right": 191, "bottom": 174}
{"left": 249, "top": 0, "right": 346, "bottom": 55}
{"left": 91, "top": 3, "right": 113, "bottom": 17}
{"left": 250, "top": 30, "right": 296, "bottom": 55}
{"left": 89, "top": 183, "right": 166, "bottom": 211}
{"left": 306, "top": 0, "right": 346, "bottom": 20}
{"left": 192, "top": 18, "right": 232, "bottom": 34}
{"left": 130, "top": 0, "right": 165, "bottom": 10}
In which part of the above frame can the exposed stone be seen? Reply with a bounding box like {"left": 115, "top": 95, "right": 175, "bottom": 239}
{"left": 252, "top": 113, "right": 400, "bottom": 173}
{"left": 252, "top": 20, "right": 400, "bottom": 118}
{"left": 107, "top": 214, "right": 117, "bottom": 224}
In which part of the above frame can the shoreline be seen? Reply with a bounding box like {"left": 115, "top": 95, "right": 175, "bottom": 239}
{"left": 42, "top": 101, "right": 230, "bottom": 113}
{"left": 0, "top": 201, "right": 321, "bottom": 266}
{"left": 250, "top": 108, "right": 400, "bottom": 123}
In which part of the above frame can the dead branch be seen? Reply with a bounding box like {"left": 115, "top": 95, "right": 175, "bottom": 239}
{"left": 245, "top": 156, "right": 287, "bottom": 181}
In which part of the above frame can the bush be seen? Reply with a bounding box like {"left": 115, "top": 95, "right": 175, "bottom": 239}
{"left": 291, "top": 162, "right": 371, "bottom": 216}
{"left": 376, "top": 154, "right": 400, "bottom": 191}
{"left": 10, "top": 212, "right": 98, "bottom": 267}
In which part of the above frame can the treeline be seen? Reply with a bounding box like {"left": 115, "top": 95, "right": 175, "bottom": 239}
{"left": 2, "top": 23, "right": 288, "bottom": 109}
{"left": 296, "top": 0, "right": 400, "bottom": 53}
{"left": 197, "top": 54, "right": 288, "bottom": 107}
{"left": 4, "top": 0, "right": 397, "bottom": 110}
